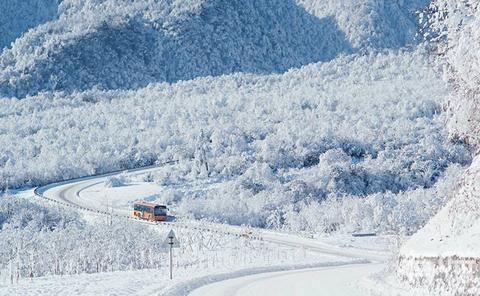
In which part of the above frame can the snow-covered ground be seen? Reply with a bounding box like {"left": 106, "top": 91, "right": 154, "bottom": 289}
{"left": 0, "top": 260, "right": 352, "bottom": 296}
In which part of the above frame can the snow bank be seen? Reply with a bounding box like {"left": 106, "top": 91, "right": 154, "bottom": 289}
{"left": 401, "top": 156, "right": 480, "bottom": 258}
{"left": 397, "top": 157, "right": 480, "bottom": 295}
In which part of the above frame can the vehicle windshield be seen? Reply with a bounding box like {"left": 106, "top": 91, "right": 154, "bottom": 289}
{"left": 154, "top": 207, "right": 167, "bottom": 216}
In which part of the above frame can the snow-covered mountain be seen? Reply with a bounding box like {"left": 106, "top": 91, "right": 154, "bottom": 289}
{"left": 0, "top": 0, "right": 428, "bottom": 98}
{"left": 2, "top": 0, "right": 477, "bottom": 294}
{"left": 297, "top": 0, "right": 428, "bottom": 49}
{"left": 0, "top": 49, "right": 469, "bottom": 234}
{"left": 0, "top": 0, "right": 468, "bottom": 235}
{"left": 0, "top": 0, "right": 351, "bottom": 98}
{"left": 0, "top": 0, "right": 59, "bottom": 49}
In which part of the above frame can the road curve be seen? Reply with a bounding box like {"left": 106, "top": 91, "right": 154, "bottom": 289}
{"left": 190, "top": 263, "right": 384, "bottom": 296}
{"left": 35, "top": 165, "right": 390, "bottom": 295}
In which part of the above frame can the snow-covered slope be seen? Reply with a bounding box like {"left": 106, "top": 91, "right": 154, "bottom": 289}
{"left": 397, "top": 156, "right": 480, "bottom": 295}
{"left": 0, "top": 0, "right": 353, "bottom": 98}
{"left": 0, "top": 0, "right": 59, "bottom": 49}
{"left": 400, "top": 155, "right": 480, "bottom": 258}
{"left": 0, "top": 0, "right": 430, "bottom": 98}
{"left": 397, "top": 2, "right": 480, "bottom": 294}
{"left": 0, "top": 0, "right": 468, "bottom": 237}
{"left": 297, "top": 0, "right": 428, "bottom": 49}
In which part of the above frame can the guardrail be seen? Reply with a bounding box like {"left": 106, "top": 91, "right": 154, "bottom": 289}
{"left": 33, "top": 162, "right": 264, "bottom": 241}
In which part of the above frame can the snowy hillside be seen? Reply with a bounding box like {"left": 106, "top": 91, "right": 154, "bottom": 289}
{"left": 0, "top": 0, "right": 468, "bottom": 240}
{"left": 397, "top": 156, "right": 480, "bottom": 295}
{"left": 0, "top": 49, "right": 470, "bottom": 234}
{"left": 401, "top": 156, "right": 480, "bottom": 259}
{"left": 0, "top": 0, "right": 352, "bottom": 98}
{"left": 297, "top": 0, "right": 428, "bottom": 49}
{"left": 397, "top": 1, "right": 480, "bottom": 295}
{"left": 0, "top": 0, "right": 429, "bottom": 98}
{"left": 0, "top": 0, "right": 59, "bottom": 49}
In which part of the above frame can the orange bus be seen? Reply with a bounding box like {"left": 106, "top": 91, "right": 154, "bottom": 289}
{"left": 133, "top": 201, "right": 168, "bottom": 221}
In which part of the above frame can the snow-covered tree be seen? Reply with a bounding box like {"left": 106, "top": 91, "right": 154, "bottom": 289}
{"left": 193, "top": 129, "right": 211, "bottom": 177}
{"left": 427, "top": 0, "right": 480, "bottom": 150}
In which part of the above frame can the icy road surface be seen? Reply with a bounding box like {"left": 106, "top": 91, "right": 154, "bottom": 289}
{"left": 190, "top": 263, "right": 383, "bottom": 296}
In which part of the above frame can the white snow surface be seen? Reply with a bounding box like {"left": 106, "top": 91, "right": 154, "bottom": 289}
{"left": 0, "top": 260, "right": 355, "bottom": 296}
{"left": 401, "top": 155, "right": 480, "bottom": 258}
{"left": 190, "top": 263, "right": 384, "bottom": 296}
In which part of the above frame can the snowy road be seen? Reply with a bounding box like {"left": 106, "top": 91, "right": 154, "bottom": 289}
{"left": 190, "top": 263, "right": 383, "bottom": 296}
{"left": 35, "top": 165, "right": 390, "bottom": 295}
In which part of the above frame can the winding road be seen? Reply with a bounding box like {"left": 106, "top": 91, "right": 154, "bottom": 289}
{"left": 35, "top": 165, "right": 389, "bottom": 296}
{"left": 190, "top": 263, "right": 384, "bottom": 296}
